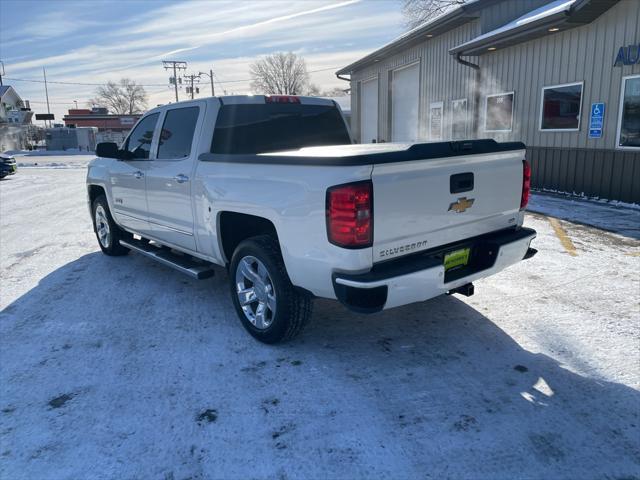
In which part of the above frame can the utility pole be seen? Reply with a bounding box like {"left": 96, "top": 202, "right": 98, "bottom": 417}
{"left": 183, "top": 73, "right": 200, "bottom": 100}
{"left": 162, "top": 60, "right": 187, "bottom": 102}
{"left": 0, "top": 61, "right": 4, "bottom": 86}
{"left": 198, "top": 69, "right": 215, "bottom": 96}
{"left": 43, "top": 67, "right": 51, "bottom": 128}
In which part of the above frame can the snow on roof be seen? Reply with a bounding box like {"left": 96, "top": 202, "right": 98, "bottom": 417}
{"left": 377, "top": 0, "right": 478, "bottom": 51}
{"left": 452, "top": 0, "right": 576, "bottom": 51}
{"left": 336, "top": 0, "right": 482, "bottom": 74}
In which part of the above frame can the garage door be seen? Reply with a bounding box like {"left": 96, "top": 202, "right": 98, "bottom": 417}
{"left": 360, "top": 77, "right": 378, "bottom": 143}
{"left": 391, "top": 63, "right": 420, "bottom": 142}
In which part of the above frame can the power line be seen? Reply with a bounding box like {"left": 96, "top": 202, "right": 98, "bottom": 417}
{"left": 2, "top": 67, "right": 341, "bottom": 88}
{"left": 28, "top": 100, "right": 78, "bottom": 105}
{"left": 3, "top": 77, "right": 166, "bottom": 87}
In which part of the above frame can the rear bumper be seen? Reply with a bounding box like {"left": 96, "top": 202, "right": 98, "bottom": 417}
{"left": 332, "top": 227, "right": 537, "bottom": 313}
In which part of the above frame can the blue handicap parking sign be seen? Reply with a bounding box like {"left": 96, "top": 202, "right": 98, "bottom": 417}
{"left": 589, "top": 102, "right": 605, "bottom": 138}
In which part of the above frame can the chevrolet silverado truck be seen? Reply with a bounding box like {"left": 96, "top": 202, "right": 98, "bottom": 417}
{"left": 87, "top": 95, "right": 537, "bottom": 344}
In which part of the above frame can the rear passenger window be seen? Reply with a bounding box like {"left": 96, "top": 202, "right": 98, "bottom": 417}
{"left": 157, "top": 107, "right": 200, "bottom": 159}
{"left": 211, "top": 103, "right": 351, "bottom": 154}
{"left": 124, "top": 113, "right": 159, "bottom": 159}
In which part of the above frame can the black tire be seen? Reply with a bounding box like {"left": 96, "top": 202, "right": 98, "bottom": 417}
{"left": 229, "top": 235, "right": 312, "bottom": 344}
{"left": 92, "top": 195, "right": 131, "bottom": 256}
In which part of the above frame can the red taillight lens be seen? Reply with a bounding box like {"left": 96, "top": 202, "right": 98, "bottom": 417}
{"left": 326, "top": 181, "right": 373, "bottom": 248}
{"left": 521, "top": 159, "right": 531, "bottom": 209}
{"left": 265, "top": 95, "right": 300, "bottom": 104}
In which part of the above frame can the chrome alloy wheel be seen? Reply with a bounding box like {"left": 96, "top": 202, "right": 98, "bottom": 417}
{"left": 95, "top": 204, "right": 111, "bottom": 248}
{"left": 235, "top": 255, "right": 276, "bottom": 329}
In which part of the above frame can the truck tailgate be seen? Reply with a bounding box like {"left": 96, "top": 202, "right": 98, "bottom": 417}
{"left": 372, "top": 149, "right": 525, "bottom": 262}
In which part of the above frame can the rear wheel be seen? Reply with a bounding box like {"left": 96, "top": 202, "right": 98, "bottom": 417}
{"left": 92, "top": 195, "right": 131, "bottom": 256}
{"left": 229, "top": 235, "right": 312, "bottom": 344}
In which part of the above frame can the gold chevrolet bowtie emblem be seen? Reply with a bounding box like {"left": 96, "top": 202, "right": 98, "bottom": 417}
{"left": 448, "top": 197, "right": 475, "bottom": 213}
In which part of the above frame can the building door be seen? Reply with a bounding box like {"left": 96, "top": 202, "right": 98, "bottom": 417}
{"left": 391, "top": 62, "right": 420, "bottom": 142}
{"left": 145, "top": 103, "right": 203, "bottom": 251}
{"left": 109, "top": 112, "right": 159, "bottom": 238}
{"left": 360, "top": 77, "right": 378, "bottom": 143}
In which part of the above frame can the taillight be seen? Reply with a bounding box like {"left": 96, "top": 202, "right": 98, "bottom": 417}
{"left": 265, "top": 95, "right": 300, "bottom": 104}
{"left": 326, "top": 181, "right": 373, "bottom": 248}
{"left": 521, "top": 159, "right": 531, "bottom": 209}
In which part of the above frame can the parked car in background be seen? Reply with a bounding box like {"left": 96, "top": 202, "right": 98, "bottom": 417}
{"left": 86, "top": 95, "right": 537, "bottom": 344}
{"left": 0, "top": 153, "right": 17, "bottom": 179}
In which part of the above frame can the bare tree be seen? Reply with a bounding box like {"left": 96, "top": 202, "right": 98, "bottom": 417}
{"left": 250, "top": 52, "right": 313, "bottom": 95}
{"left": 89, "top": 78, "right": 148, "bottom": 114}
{"left": 402, "top": 0, "right": 467, "bottom": 30}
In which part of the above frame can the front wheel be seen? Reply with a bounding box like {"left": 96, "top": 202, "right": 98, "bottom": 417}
{"left": 229, "top": 235, "right": 312, "bottom": 344}
{"left": 92, "top": 195, "right": 130, "bottom": 256}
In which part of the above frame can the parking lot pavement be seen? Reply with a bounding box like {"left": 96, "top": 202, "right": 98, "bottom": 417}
{"left": 1, "top": 167, "right": 639, "bottom": 480}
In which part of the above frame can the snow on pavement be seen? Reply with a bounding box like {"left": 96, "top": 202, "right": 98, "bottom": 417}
{"left": 529, "top": 192, "right": 640, "bottom": 239}
{"left": 1, "top": 167, "right": 639, "bottom": 479}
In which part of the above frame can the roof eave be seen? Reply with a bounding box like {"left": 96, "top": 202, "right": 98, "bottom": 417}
{"left": 336, "top": 6, "right": 481, "bottom": 75}
{"left": 450, "top": 0, "right": 619, "bottom": 57}
{"left": 449, "top": 10, "right": 570, "bottom": 56}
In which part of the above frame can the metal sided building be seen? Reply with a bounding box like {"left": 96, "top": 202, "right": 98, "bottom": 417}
{"left": 336, "top": 0, "right": 640, "bottom": 203}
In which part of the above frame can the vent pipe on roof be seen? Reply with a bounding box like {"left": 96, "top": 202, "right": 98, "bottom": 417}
{"left": 455, "top": 52, "right": 481, "bottom": 138}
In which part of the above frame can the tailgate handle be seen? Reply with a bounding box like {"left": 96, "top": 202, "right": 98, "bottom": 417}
{"left": 450, "top": 172, "right": 474, "bottom": 194}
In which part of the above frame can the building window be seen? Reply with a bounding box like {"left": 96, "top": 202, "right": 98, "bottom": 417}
{"left": 451, "top": 98, "right": 467, "bottom": 139}
{"left": 485, "top": 92, "right": 514, "bottom": 132}
{"left": 540, "top": 82, "right": 583, "bottom": 131}
{"left": 617, "top": 75, "right": 640, "bottom": 149}
{"left": 429, "top": 102, "right": 444, "bottom": 140}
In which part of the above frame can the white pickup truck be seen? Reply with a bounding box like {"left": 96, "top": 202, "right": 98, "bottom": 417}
{"left": 87, "top": 95, "right": 537, "bottom": 343}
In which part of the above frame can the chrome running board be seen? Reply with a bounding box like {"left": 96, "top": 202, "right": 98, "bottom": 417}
{"left": 120, "top": 239, "right": 215, "bottom": 280}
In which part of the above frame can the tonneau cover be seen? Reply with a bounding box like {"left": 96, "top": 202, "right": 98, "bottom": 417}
{"left": 198, "top": 139, "right": 526, "bottom": 166}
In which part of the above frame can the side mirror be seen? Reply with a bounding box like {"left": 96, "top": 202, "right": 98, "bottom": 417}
{"left": 96, "top": 142, "right": 120, "bottom": 159}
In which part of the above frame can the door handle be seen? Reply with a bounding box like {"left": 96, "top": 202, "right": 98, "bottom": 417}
{"left": 134, "top": 171, "right": 144, "bottom": 179}
{"left": 174, "top": 174, "right": 189, "bottom": 184}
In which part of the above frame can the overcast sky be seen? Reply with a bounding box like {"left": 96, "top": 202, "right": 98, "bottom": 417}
{"left": 0, "top": 0, "right": 403, "bottom": 124}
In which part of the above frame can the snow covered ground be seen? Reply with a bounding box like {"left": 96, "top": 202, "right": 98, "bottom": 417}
{"left": 1, "top": 166, "right": 639, "bottom": 479}
{"left": 529, "top": 192, "right": 640, "bottom": 239}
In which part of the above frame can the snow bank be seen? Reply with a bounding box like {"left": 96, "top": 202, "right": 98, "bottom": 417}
{"left": 4, "top": 149, "right": 94, "bottom": 157}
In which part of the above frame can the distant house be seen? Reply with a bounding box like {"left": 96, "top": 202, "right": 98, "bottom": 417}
{"left": 0, "top": 85, "right": 33, "bottom": 125}
{"left": 0, "top": 85, "right": 37, "bottom": 151}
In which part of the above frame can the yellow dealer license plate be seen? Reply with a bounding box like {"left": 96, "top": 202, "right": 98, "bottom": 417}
{"left": 444, "top": 247, "right": 470, "bottom": 271}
